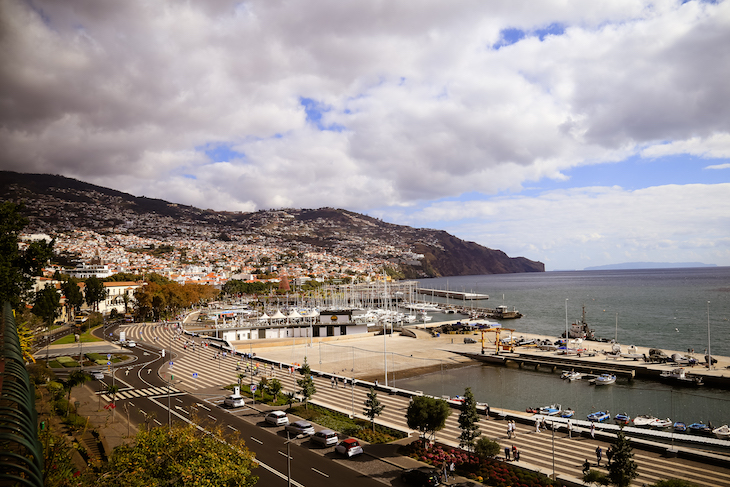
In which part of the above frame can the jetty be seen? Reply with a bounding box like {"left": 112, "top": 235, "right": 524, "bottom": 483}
{"left": 416, "top": 288, "right": 489, "bottom": 300}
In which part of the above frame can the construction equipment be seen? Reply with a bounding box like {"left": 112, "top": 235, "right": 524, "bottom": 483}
{"left": 480, "top": 327, "right": 515, "bottom": 355}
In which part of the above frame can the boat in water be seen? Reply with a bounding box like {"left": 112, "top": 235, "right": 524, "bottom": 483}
{"left": 560, "top": 370, "right": 581, "bottom": 381}
{"left": 649, "top": 417, "right": 673, "bottom": 429}
{"left": 614, "top": 413, "right": 631, "bottom": 425}
{"left": 539, "top": 404, "right": 562, "bottom": 416}
{"left": 673, "top": 422, "right": 687, "bottom": 433}
{"left": 688, "top": 422, "right": 712, "bottom": 435}
{"left": 561, "top": 408, "right": 575, "bottom": 418}
{"left": 713, "top": 424, "right": 730, "bottom": 440}
{"left": 587, "top": 411, "right": 610, "bottom": 422}
{"left": 659, "top": 368, "right": 704, "bottom": 387}
{"left": 632, "top": 415, "right": 657, "bottom": 427}
{"left": 591, "top": 374, "right": 617, "bottom": 385}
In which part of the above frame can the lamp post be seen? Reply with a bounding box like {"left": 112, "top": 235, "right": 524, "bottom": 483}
{"left": 285, "top": 431, "right": 305, "bottom": 487}
{"left": 564, "top": 299, "right": 569, "bottom": 346}
{"left": 551, "top": 420, "right": 556, "bottom": 480}
{"left": 707, "top": 301, "right": 712, "bottom": 369}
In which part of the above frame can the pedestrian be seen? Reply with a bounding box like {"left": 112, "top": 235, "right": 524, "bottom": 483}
{"left": 486, "top": 403, "right": 490, "bottom": 418}
{"left": 590, "top": 423, "right": 595, "bottom": 439}
{"left": 507, "top": 422, "right": 512, "bottom": 439}
{"left": 535, "top": 418, "right": 541, "bottom": 433}
{"left": 567, "top": 419, "right": 573, "bottom": 438}
{"left": 504, "top": 446, "right": 511, "bottom": 461}
{"left": 596, "top": 446, "right": 603, "bottom": 466}
{"left": 450, "top": 461, "right": 455, "bottom": 477}
{"left": 331, "top": 377, "right": 335, "bottom": 388}
{"left": 512, "top": 445, "right": 519, "bottom": 462}
{"left": 583, "top": 459, "right": 591, "bottom": 474}
{"left": 442, "top": 462, "right": 448, "bottom": 481}
{"left": 606, "top": 446, "right": 614, "bottom": 466}
{"left": 512, "top": 420, "right": 517, "bottom": 438}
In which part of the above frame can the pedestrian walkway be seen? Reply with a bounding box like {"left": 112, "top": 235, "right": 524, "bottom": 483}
{"left": 99, "top": 386, "right": 183, "bottom": 402}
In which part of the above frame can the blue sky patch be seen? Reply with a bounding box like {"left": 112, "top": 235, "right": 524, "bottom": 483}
{"left": 493, "top": 28, "right": 525, "bottom": 49}
{"left": 300, "top": 97, "right": 346, "bottom": 131}
{"left": 197, "top": 142, "right": 245, "bottom": 163}
{"left": 535, "top": 23, "right": 565, "bottom": 41}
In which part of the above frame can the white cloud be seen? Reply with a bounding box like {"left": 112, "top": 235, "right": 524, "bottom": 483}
{"left": 641, "top": 134, "right": 730, "bottom": 159}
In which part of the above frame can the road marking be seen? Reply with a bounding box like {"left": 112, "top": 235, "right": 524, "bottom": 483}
{"left": 278, "top": 451, "right": 292, "bottom": 459}
{"left": 154, "top": 419, "right": 162, "bottom": 425}
{"left": 197, "top": 403, "right": 211, "bottom": 411}
{"left": 207, "top": 414, "right": 217, "bottom": 421}
{"left": 311, "top": 468, "right": 329, "bottom": 478}
{"left": 227, "top": 425, "right": 237, "bottom": 431}
{"left": 176, "top": 397, "right": 183, "bottom": 403}
{"left": 129, "top": 401, "right": 135, "bottom": 407}
{"left": 250, "top": 437, "right": 263, "bottom": 444}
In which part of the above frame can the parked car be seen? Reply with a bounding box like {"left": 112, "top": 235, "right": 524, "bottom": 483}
{"left": 223, "top": 395, "right": 245, "bottom": 408}
{"left": 285, "top": 420, "right": 315, "bottom": 436}
{"left": 401, "top": 467, "right": 441, "bottom": 486}
{"left": 335, "top": 438, "right": 363, "bottom": 457}
{"left": 463, "top": 337, "right": 477, "bottom": 344}
{"left": 90, "top": 371, "right": 105, "bottom": 380}
{"left": 310, "top": 429, "right": 338, "bottom": 447}
{"left": 264, "top": 411, "right": 289, "bottom": 426}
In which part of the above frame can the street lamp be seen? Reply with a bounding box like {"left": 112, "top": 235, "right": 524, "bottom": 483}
{"left": 707, "top": 301, "right": 712, "bottom": 369}
{"left": 285, "top": 431, "right": 305, "bottom": 487}
{"left": 564, "top": 299, "right": 569, "bottom": 346}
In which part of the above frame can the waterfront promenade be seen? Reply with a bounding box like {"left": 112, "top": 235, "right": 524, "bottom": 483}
{"left": 110, "top": 322, "right": 730, "bottom": 487}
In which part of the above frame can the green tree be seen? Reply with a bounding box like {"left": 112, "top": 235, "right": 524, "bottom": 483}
{"left": 296, "top": 357, "right": 317, "bottom": 410}
{"left": 457, "top": 387, "right": 481, "bottom": 452}
{"left": 474, "top": 437, "right": 501, "bottom": 459}
{"left": 84, "top": 275, "right": 107, "bottom": 311}
{"left": 269, "top": 378, "right": 283, "bottom": 402}
{"left": 0, "top": 202, "right": 54, "bottom": 307}
{"left": 607, "top": 429, "right": 639, "bottom": 487}
{"left": 61, "top": 278, "right": 84, "bottom": 319}
{"left": 92, "top": 422, "right": 258, "bottom": 487}
{"left": 406, "top": 396, "right": 451, "bottom": 443}
{"left": 63, "top": 370, "right": 90, "bottom": 417}
{"left": 363, "top": 387, "right": 385, "bottom": 431}
{"left": 650, "top": 480, "right": 700, "bottom": 487}
{"left": 584, "top": 469, "right": 610, "bottom": 487}
{"left": 32, "top": 284, "right": 61, "bottom": 328}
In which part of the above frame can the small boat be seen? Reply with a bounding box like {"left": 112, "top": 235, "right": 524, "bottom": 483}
{"left": 561, "top": 408, "right": 575, "bottom": 418}
{"left": 688, "top": 422, "right": 712, "bottom": 434}
{"left": 539, "top": 404, "right": 562, "bottom": 416}
{"left": 632, "top": 415, "right": 657, "bottom": 427}
{"left": 592, "top": 374, "right": 616, "bottom": 385}
{"left": 561, "top": 371, "right": 582, "bottom": 381}
{"left": 713, "top": 425, "right": 730, "bottom": 440}
{"left": 673, "top": 422, "right": 687, "bottom": 433}
{"left": 587, "top": 411, "right": 610, "bottom": 422}
{"left": 614, "top": 413, "right": 631, "bottom": 425}
{"left": 649, "top": 417, "right": 673, "bottom": 429}
{"left": 525, "top": 407, "right": 539, "bottom": 414}
{"left": 659, "top": 368, "right": 704, "bottom": 386}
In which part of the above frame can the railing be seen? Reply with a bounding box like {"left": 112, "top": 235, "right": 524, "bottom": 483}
{"left": 0, "top": 302, "right": 44, "bottom": 487}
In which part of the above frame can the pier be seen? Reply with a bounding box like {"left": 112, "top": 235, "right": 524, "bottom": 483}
{"left": 463, "top": 351, "right": 637, "bottom": 378}
{"left": 417, "top": 288, "right": 489, "bottom": 300}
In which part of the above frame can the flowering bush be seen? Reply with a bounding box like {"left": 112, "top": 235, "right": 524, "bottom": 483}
{"left": 400, "top": 440, "right": 556, "bottom": 487}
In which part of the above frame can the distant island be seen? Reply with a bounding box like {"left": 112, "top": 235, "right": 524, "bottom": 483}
{"left": 584, "top": 262, "right": 717, "bottom": 271}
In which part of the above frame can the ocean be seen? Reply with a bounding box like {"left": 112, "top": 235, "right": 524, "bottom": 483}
{"left": 396, "top": 267, "right": 730, "bottom": 427}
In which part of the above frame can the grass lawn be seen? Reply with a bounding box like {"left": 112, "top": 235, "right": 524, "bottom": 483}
{"left": 52, "top": 326, "right": 103, "bottom": 345}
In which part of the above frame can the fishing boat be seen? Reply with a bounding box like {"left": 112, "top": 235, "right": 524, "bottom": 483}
{"left": 539, "top": 404, "right": 562, "bottom": 416}
{"left": 525, "top": 407, "right": 539, "bottom": 414}
{"left": 560, "top": 370, "right": 581, "bottom": 381}
{"left": 561, "top": 408, "right": 575, "bottom": 418}
{"left": 591, "top": 374, "right": 616, "bottom": 385}
{"left": 713, "top": 425, "right": 730, "bottom": 440}
{"left": 632, "top": 415, "right": 657, "bottom": 427}
{"left": 649, "top": 417, "right": 673, "bottom": 429}
{"left": 659, "top": 368, "right": 704, "bottom": 387}
{"left": 673, "top": 422, "right": 687, "bottom": 433}
{"left": 587, "top": 411, "right": 610, "bottom": 422}
{"left": 688, "top": 422, "right": 712, "bottom": 435}
{"left": 614, "top": 413, "right": 631, "bottom": 425}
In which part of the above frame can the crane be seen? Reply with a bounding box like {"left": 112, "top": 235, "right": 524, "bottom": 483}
{"left": 480, "top": 327, "right": 515, "bottom": 355}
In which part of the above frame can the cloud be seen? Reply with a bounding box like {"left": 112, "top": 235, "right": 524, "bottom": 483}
{"left": 641, "top": 134, "right": 730, "bottom": 159}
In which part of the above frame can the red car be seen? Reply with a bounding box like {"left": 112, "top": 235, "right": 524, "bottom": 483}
{"left": 335, "top": 438, "right": 363, "bottom": 457}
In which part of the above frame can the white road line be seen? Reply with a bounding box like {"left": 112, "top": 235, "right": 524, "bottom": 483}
{"left": 278, "top": 451, "right": 292, "bottom": 459}
{"left": 311, "top": 468, "right": 329, "bottom": 478}
{"left": 207, "top": 414, "right": 217, "bottom": 421}
{"left": 154, "top": 419, "right": 162, "bottom": 425}
{"left": 250, "top": 437, "right": 263, "bottom": 444}
{"left": 227, "top": 425, "right": 238, "bottom": 431}
{"left": 198, "top": 404, "right": 211, "bottom": 411}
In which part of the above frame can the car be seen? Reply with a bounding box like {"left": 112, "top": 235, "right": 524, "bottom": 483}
{"left": 463, "top": 337, "right": 477, "bottom": 344}
{"left": 125, "top": 340, "right": 137, "bottom": 348}
{"left": 90, "top": 371, "right": 105, "bottom": 380}
{"left": 401, "top": 467, "right": 441, "bottom": 486}
{"left": 264, "top": 411, "right": 289, "bottom": 426}
{"left": 310, "top": 429, "right": 338, "bottom": 447}
{"left": 285, "top": 420, "right": 315, "bottom": 436}
{"left": 223, "top": 395, "right": 245, "bottom": 408}
{"left": 335, "top": 438, "right": 363, "bottom": 457}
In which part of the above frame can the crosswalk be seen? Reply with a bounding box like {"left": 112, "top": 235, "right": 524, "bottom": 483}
{"left": 117, "top": 322, "right": 730, "bottom": 487}
{"left": 99, "top": 386, "right": 182, "bottom": 402}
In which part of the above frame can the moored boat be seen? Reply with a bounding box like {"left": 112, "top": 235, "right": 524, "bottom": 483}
{"left": 659, "top": 368, "right": 703, "bottom": 386}
{"left": 539, "top": 404, "right": 562, "bottom": 416}
{"left": 688, "top": 422, "right": 712, "bottom": 435}
{"left": 649, "top": 417, "right": 673, "bottom": 429}
{"left": 673, "top": 422, "right": 687, "bottom": 433}
{"left": 592, "top": 373, "right": 616, "bottom": 385}
{"left": 614, "top": 413, "right": 630, "bottom": 425}
{"left": 561, "top": 408, "right": 575, "bottom": 418}
{"left": 632, "top": 415, "right": 657, "bottom": 427}
{"left": 587, "top": 411, "right": 610, "bottom": 422}
{"left": 713, "top": 424, "right": 730, "bottom": 440}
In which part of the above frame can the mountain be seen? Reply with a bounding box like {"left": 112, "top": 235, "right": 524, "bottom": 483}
{"left": 583, "top": 262, "right": 717, "bottom": 271}
{"left": 0, "top": 171, "right": 544, "bottom": 277}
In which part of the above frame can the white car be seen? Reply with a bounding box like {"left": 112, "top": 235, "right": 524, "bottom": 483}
{"left": 264, "top": 411, "right": 289, "bottom": 426}
{"left": 91, "top": 371, "right": 105, "bottom": 380}
{"left": 310, "top": 429, "right": 338, "bottom": 447}
{"left": 335, "top": 438, "right": 364, "bottom": 457}
{"left": 224, "top": 395, "right": 245, "bottom": 408}
{"left": 124, "top": 340, "right": 136, "bottom": 348}
{"left": 285, "top": 420, "right": 315, "bottom": 436}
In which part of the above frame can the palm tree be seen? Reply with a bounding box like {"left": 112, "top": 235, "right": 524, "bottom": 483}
{"left": 106, "top": 384, "right": 119, "bottom": 422}
{"left": 64, "top": 370, "right": 90, "bottom": 417}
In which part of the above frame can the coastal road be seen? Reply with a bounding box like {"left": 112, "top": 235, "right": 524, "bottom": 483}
{"left": 114, "top": 323, "right": 730, "bottom": 487}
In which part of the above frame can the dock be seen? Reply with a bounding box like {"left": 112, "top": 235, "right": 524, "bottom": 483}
{"left": 463, "top": 351, "right": 637, "bottom": 378}
{"left": 417, "top": 288, "right": 489, "bottom": 300}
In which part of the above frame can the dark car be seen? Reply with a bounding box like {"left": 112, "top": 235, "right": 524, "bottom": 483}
{"left": 401, "top": 467, "right": 441, "bottom": 487}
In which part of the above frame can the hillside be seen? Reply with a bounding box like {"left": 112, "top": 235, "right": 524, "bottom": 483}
{"left": 1, "top": 171, "right": 544, "bottom": 277}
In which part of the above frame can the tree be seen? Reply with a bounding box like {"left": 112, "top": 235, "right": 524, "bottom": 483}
{"left": 32, "top": 284, "right": 61, "bottom": 329}
{"left": 296, "top": 357, "right": 317, "bottom": 410}
{"left": 63, "top": 370, "right": 90, "bottom": 417}
{"left": 363, "top": 387, "right": 385, "bottom": 431}
{"left": 474, "top": 437, "right": 501, "bottom": 459}
{"left": 84, "top": 275, "right": 107, "bottom": 311}
{"left": 457, "top": 387, "right": 481, "bottom": 452}
{"left": 584, "top": 469, "right": 610, "bottom": 487}
{"left": 406, "top": 396, "right": 451, "bottom": 443}
{"left": 607, "top": 429, "right": 639, "bottom": 487}
{"left": 92, "top": 422, "right": 258, "bottom": 487}
{"left": 61, "top": 278, "right": 84, "bottom": 319}
{"left": 0, "top": 202, "right": 54, "bottom": 307}
{"left": 269, "top": 378, "right": 283, "bottom": 402}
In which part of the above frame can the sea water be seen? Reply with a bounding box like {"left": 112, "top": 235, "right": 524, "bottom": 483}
{"left": 399, "top": 268, "right": 730, "bottom": 427}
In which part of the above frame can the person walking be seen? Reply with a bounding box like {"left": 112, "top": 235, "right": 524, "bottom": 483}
{"left": 590, "top": 423, "right": 596, "bottom": 439}
{"left": 512, "top": 445, "right": 520, "bottom": 462}
{"left": 449, "top": 461, "right": 455, "bottom": 477}
{"left": 567, "top": 419, "right": 573, "bottom": 438}
{"left": 512, "top": 420, "right": 517, "bottom": 438}
{"left": 596, "top": 446, "right": 603, "bottom": 466}
{"left": 504, "top": 446, "right": 511, "bottom": 461}
{"left": 535, "top": 418, "right": 541, "bottom": 433}
{"left": 606, "top": 446, "right": 614, "bottom": 466}
{"left": 583, "top": 459, "right": 591, "bottom": 475}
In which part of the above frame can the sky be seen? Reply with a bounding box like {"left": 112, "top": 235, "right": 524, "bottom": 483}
{"left": 1, "top": 0, "right": 729, "bottom": 271}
